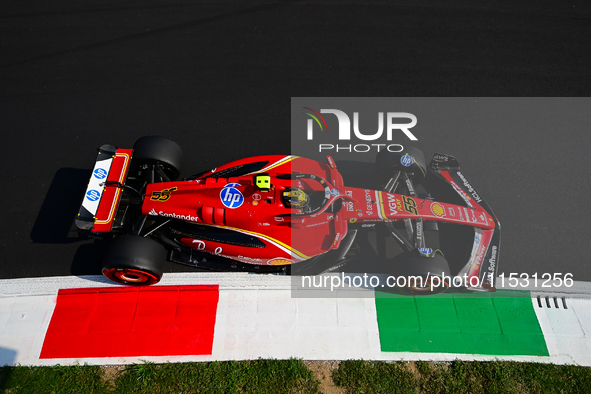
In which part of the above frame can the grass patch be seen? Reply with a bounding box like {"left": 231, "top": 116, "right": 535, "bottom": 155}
{"left": 332, "top": 360, "right": 591, "bottom": 394}
{"left": 0, "top": 359, "right": 319, "bottom": 394}
{"left": 0, "top": 364, "right": 109, "bottom": 394}
{"left": 2, "top": 359, "right": 591, "bottom": 394}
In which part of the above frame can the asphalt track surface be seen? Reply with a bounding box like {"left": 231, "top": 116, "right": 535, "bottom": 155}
{"left": 1, "top": 0, "right": 590, "bottom": 281}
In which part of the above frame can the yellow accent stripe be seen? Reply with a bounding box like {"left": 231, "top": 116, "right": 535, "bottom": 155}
{"left": 95, "top": 152, "right": 131, "bottom": 225}
{"left": 198, "top": 223, "right": 311, "bottom": 260}
{"left": 377, "top": 191, "right": 387, "bottom": 219}
{"left": 248, "top": 155, "right": 298, "bottom": 175}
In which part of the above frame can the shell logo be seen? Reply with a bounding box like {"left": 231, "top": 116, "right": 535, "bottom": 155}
{"left": 430, "top": 202, "right": 445, "bottom": 217}
{"left": 268, "top": 258, "right": 292, "bottom": 266}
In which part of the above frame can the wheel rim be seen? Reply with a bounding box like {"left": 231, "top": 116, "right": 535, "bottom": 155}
{"left": 103, "top": 268, "right": 158, "bottom": 285}
{"left": 407, "top": 276, "right": 449, "bottom": 293}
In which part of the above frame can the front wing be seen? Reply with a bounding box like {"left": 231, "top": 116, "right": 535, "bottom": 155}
{"left": 429, "top": 153, "right": 501, "bottom": 290}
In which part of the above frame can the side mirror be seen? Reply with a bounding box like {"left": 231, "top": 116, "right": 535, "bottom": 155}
{"left": 253, "top": 173, "right": 271, "bottom": 192}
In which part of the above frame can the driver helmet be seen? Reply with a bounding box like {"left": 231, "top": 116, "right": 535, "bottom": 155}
{"left": 282, "top": 187, "right": 309, "bottom": 209}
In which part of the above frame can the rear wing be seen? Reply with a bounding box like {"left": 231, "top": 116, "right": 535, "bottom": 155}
{"left": 76, "top": 145, "right": 133, "bottom": 232}
{"left": 429, "top": 153, "right": 501, "bottom": 291}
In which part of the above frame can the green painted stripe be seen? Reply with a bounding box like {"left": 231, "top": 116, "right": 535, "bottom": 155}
{"left": 375, "top": 291, "right": 549, "bottom": 356}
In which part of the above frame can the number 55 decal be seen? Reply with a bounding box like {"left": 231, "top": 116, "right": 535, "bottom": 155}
{"left": 150, "top": 187, "right": 178, "bottom": 202}
{"left": 402, "top": 196, "right": 418, "bottom": 215}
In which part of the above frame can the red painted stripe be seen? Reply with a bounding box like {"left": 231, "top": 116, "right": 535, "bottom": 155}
{"left": 40, "top": 285, "right": 219, "bottom": 359}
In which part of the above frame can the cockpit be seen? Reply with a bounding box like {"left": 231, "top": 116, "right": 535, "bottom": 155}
{"left": 281, "top": 187, "right": 310, "bottom": 209}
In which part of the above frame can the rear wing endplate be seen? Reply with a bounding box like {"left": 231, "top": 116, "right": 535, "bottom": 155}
{"left": 76, "top": 145, "right": 133, "bottom": 232}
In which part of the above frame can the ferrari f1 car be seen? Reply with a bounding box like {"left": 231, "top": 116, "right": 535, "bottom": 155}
{"left": 76, "top": 136, "right": 500, "bottom": 293}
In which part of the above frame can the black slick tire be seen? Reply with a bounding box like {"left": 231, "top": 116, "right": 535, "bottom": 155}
{"left": 102, "top": 235, "right": 166, "bottom": 286}
{"left": 133, "top": 136, "right": 183, "bottom": 180}
{"left": 391, "top": 249, "right": 451, "bottom": 295}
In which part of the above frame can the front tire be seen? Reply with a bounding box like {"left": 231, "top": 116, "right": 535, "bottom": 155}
{"left": 102, "top": 235, "right": 166, "bottom": 286}
{"left": 391, "top": 249, "right": 450, "bottom": 295}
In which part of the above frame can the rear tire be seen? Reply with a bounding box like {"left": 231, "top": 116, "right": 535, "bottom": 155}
{"left": 391, "top": 249, "right": 450, "bottom": 295}
{"left": 102, "top": 235, "right": 166, "bottom": 286}
{"left": 133, "top": 136, "right": 183, "bottom": 181}
{"left": 376, "top": 146, "right": 427, "bottom": 186}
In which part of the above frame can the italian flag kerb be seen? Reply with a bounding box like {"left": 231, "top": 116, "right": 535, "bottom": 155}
{"left": 40, "top": 284, "right": 549, "bottom": 359}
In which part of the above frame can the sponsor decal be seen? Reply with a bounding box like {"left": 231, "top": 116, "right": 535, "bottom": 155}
{"left": 457, "top": 171, "right": 483, "bottom": 203}
{"left": 306, "top": 221, "right": 329, "bottom": 228}
{"left": 252, "top": 193, "right": 262, "bottom": 201}
{"left": 224, "top": 183, "right": 241, "bottom": 188}
{"left": 488, "top": 245, "right": 498, "bottom": 272}
{"left": 474, "top": 233, "right": 482, "bottom": 245}
{"left": 430, "top": 202, "right": 445, "bottom": 217}
{"left": 361, "top": 223, "right": 375, "bottom": 228}
{"left": 93, "top": 168, "right": 107, "bottom": 179}
{"left": 333, "top": 232, "right": 341, "bottom": 246}
{"left": 148, "top": 208, "right": 157, "bottom": 216}
{"left": 150, "top": 187, "right": 177, "bottom": 202}
{"left": 447, "top": 207, "right": 456, "bottom": 217}
{"left": 220, "top": 187, "right": 244, "bottom": 208}
{"left": 171, "top": 228, "right": 200, "bottom": 238}
{"left": 402, "top": 196, "right": 418, "bottom": 215}
{"left": 386, "top": 194, "right": 399, "bottom": 215}
{"left": 479, "top": 213, "right": 487, "bottom": 223}
{"left": 345, "top": 201, "right": 354, "bottom": 212}
{"left": 269, "top": 258, "right": 292, "bottom": 265}
{"left": 349, "top": 218, "right": 358, "bottom": 223}
{"left": 157, "top": 211, "right": 199, "bottom": 222}
{"left": 274, "top": 216, "right": 285, "bottom": 222}
{"left": 433, "top": 154, "right": 448, "bottom": 162}
{"left": 214, "top": 247, "right": 222, "bottom": 255}
{"left": 463, "top": 207, "right": 471, "bottom": 222}
{"left": 473, "top": 245, "right": 487, "bottom": 271}
{"left": 86, "top": 189, "right": 100, "bottom": 202}
{"left": 258, "top": 223, "right": 270, "bottom": 226}
{"left": 418, "top": 247, "right": 433, "bottom": 257}
{"left": 238, "top": 255, "right": 263, "bottom": 263}
{"left": 365, "top": 189, "right": 374, "bottom": 215}
{"left": 405, "top": 178, "right": 416, "bottom": 195}
{"left": 330, "top": 188, "right": 339, "bottom": 197}
{"left": 324, "top": 187, "right": 331, "bottom": 198}
{"left": 415, "top": 221, "right": 423, "bottom": 243}
{"left": 400, "top": 154, "right": 413, "bottom": 167}
{"left": 449, "top": 181, "right": 473, "bottom": 207}
{"left": 191, "top": 240, "right": 206, "bottom": 250}
{"left": 326, "top": 155, "right": 336, "bottom": 168}
{"left": 252, "top": 201, "right": 259, "bottom": 206}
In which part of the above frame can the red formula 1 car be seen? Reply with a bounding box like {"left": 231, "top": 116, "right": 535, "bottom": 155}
{"left": 76, "top": 136, "right": 500, "bottom": 293}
